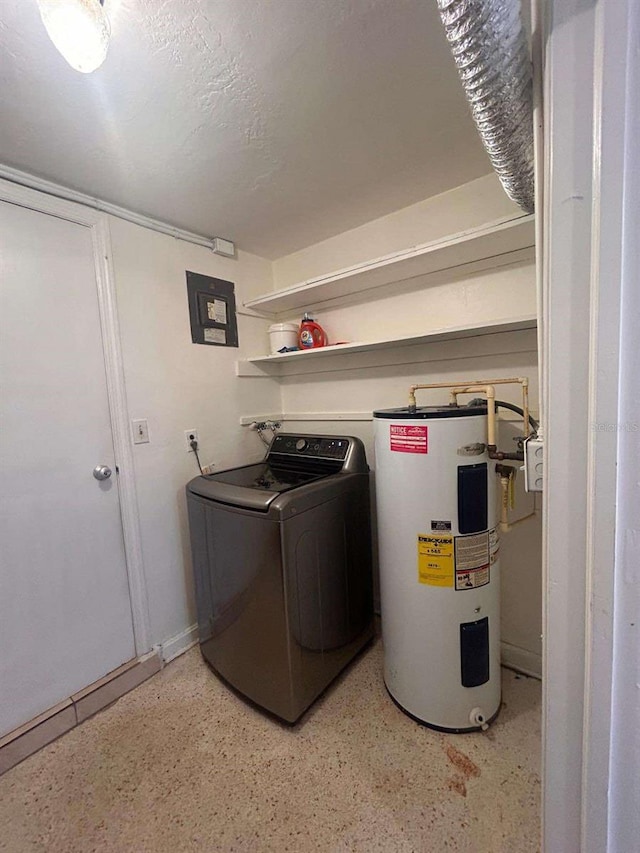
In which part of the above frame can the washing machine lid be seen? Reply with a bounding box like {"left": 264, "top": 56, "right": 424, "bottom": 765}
{"left": 187, "top": 462, "right": 327, "bottom": 511}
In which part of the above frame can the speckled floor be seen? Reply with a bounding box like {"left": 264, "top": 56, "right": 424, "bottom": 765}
{"left": 0, "top": 642, "right": 540, "bottom": 853}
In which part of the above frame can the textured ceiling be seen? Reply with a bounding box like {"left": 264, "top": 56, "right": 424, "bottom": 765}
{"left": 0, "top": 0, "right": 490, "bottom": 258}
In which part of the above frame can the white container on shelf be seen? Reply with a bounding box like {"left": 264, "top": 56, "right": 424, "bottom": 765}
{"left": 268, "top": 322, "right": 299, "bottom": 354}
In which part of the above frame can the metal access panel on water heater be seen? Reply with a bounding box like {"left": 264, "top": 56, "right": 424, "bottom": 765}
{"left": 374, "top": 405, "right": 501, "bottom": 733}
{"left": 457, "top": 463, "right": 488, "bottom": 534}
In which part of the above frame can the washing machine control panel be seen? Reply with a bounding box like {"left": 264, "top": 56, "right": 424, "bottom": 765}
{"left": 270, "top": 434, "right": 349, "bottom": 461}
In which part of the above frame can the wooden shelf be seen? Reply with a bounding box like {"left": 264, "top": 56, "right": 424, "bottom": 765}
{"left": 245, "top": 214, "right": 535, "bottom": 316}
{"left": 237, "top": 314, "right": 538, "bottom": 376}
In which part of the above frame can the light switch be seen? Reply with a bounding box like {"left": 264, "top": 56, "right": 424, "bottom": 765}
{"left": 132, "top": 419, "right": 150, "bottom": 444}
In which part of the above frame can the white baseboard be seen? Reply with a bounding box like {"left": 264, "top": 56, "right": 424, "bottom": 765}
{"left": 281, "top": 411, "right": 373, "bottom": 422}
{"left": 501, "top": 640, "right": 542, "bottom": 679}
{"left": 158, "top": 624, "right": 199, "bottom": 663}
{"left": 239, "top": 412, "right": 283, "bottom": 425}
{"left": 239, "top": 411, "right": 373, "bottom": 425}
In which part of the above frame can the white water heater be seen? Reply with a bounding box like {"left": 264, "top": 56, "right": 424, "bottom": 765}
{"left": 374, "top": 403, "right": 501, "bottom": 731}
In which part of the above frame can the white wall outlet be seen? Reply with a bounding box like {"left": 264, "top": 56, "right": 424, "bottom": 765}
{"left": 132, "top": 419, "right": 149, "bottom": 444}
{"left": 184, "top": 429, "right": 198, "bottom": 452}
{"left": 524, "top": 435, "right": 544, "bottom": 492}
{"left": 201, "top": 462, "right": 215, "bottom": 475}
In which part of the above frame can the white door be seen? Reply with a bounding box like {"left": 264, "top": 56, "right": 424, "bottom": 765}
{"left": 0, "top": 200, "right": 136, "bottom": 737}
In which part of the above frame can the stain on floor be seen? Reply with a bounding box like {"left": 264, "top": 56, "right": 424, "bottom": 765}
{"left": 444, "top": 743, "right": 481, "bottom": 780}
{"left": 0, "top": 641, "right": 541, "bottom": 852}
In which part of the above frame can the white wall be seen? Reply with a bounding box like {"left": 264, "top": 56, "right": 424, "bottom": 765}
{"left": 108, "top": 172, "right": 542, "bottom": 676}
{"left": 272, "top": 173, "right": 519, "bottom": 289}
{"left": 267, "top": 174, "right": 542, "bottom": 676}
{"left": 109, "top": 217, "right": 280, "bottom": 649}
{"left": 609, "top": 1, "right": 640, "bottom": 844}
{"left": 541, "top": 0, "right": 640, "bottom": 848}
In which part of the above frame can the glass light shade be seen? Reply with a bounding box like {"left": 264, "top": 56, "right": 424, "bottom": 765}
{"left": 37, "top": 0, "right": 110, "bottom": 73}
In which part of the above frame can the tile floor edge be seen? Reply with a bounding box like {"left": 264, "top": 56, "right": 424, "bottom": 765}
{"left": 0, "top": 651, "right": 163, "bottom": 776}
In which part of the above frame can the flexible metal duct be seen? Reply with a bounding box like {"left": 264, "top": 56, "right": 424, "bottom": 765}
{"left": 436, "top": 0, "right": 534, "bottom": 213}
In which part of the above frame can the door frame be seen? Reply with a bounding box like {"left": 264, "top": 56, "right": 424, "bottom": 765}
{"left": 541, "top": 0, "right": 638, "bottom": 849}
{"left": 0, "top": 177, "right": 151, "bottom": 656}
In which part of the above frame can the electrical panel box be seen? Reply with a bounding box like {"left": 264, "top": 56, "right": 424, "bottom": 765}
{"left": 524, "top": 435, "right": 544, "bottom": 492}
{"left": 186, "top": 271, "right": 238, "bottom": 348}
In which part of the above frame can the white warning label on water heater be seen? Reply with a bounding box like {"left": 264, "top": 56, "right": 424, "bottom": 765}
{"left": 489, "top": 526, "right": 500, "bottom": 564}
{"left": 390, "top": 424, "right": 428, "bottom": 454}
{"left": 454, "top": 531, "right": 490, "bottom": 590}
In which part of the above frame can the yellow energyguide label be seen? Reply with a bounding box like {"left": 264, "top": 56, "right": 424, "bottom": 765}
{"left": 417, "top": 534, "right": 454, "bottom": 586}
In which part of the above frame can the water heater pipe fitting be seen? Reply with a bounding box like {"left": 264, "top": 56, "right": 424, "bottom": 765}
{"left": 500, "top": 475, "right": 511, "bottom": 533}
{"left": 469, "top": 707, "right": 490, "bottom": 731}
{"left": 450, "top": 377, "right": 529, "bottom": 440}
{"left": 407, "top": 377, "right": 530, "bottom": 456}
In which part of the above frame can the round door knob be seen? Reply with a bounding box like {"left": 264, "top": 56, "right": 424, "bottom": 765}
{"left": 295, "top": 439, "right": 307, "bottom": 452}
{"left": 93, "top": 465, "right": 112, "bottom": 481}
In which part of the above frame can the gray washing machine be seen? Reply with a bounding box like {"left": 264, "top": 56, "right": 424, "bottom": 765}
{"left": 186, "top": 434, "right": 374, "bottom": 723}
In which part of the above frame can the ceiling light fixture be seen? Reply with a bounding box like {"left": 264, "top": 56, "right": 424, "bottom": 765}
{"left": 36, "top": 0, "right": 110, "bottom": 74}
